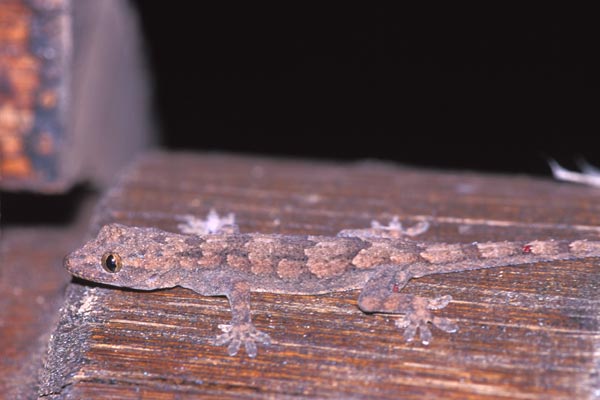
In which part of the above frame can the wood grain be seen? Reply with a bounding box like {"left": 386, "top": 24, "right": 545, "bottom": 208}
{"left": 40, "top": 151, "right": 600, "bottom": 399}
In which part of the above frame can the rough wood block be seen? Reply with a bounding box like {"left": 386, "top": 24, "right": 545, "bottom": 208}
{"left": 0, "top": 0, "right": 152, "bottom": 192}
{"left": 0, "top": 0, "right": 69, "bottom": 188}
{"left": 41, "top": 152, "right": 600, "bottom": 399}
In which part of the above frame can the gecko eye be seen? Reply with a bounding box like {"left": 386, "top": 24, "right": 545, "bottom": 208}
{"left": 102, "top": 252, "right": 122, "bottom": 273}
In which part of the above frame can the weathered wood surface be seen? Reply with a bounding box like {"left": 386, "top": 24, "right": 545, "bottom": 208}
{"left": 0, "top": 227, "right": 71, "bottom": 399}
{"left": 41, "top": 151, "right": 600, "bottom": 399}
{"left": 0, "top": 189, "right": 97, "bottom": 399}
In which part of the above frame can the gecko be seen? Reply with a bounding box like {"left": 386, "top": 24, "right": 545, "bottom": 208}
{"left": 64, "top": 210, "right": 600, "bottom": 357}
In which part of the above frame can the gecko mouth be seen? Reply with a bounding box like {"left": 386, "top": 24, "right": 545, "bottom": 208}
{"left": 147, "top": 273, "right": 160, "bottom": 283}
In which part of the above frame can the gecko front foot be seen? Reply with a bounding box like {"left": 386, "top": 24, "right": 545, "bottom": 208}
{"left": 395, "top": 295, "right": 459, "bottom": 345}
{"left": 177, "top": 209, "right": 238, "bottom": 235}
{"left": 213, "top": 322, "right": 271, "bottom": 357}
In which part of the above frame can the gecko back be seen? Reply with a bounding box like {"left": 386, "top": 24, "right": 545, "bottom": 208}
{"left": 64, "top": 222, "right": 423, "bottom": 293}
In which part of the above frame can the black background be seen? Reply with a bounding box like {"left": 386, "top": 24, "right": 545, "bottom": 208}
{"left": 0, "top": 8, "right": 597, "bottom": 226}
{"left": 131, "top": 4, "right": 596, "bottom": 175}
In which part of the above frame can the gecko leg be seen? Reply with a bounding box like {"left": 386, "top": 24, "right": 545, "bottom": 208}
{"left": 211, "top": 280, "right": 271, "bottom": 357}
{"left": 183, "top": 275, "right": 270, "bottom": 357}
{"left": 358, "top": 266, "right": 458, "bottom": 345}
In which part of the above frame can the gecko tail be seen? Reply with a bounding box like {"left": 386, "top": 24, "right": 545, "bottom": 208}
{"left": 410, "top": 238, "right": 600, "bottom": 277}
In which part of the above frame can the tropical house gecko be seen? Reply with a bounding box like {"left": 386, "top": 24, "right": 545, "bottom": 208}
{"left": 64, "top": 210, "right": 600, "bottom": 357}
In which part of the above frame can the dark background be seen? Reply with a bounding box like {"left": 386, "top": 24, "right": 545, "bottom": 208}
{"left": 134, "top": 5, "right": 596, "bottom": 174}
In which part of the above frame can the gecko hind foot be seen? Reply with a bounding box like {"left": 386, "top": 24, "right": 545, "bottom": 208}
{"left": 338, "top": 217, "right": 430, "bottom": 239}
{"left": 371, "top": 216, "right": 430, "bottom": 237}
{"left": 213, "top": 323, "right": 271, "bottom": 358}
{"left": 395, "top": 295, "right": 459, "bottom": 345}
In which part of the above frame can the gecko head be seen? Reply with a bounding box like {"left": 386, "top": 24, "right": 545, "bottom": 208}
{"left": 64, "top": 223, "right": 183, "bottom": 290}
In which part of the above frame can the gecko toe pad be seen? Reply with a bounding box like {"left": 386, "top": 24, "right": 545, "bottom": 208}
{"left": 214, "top": 323, "right": 271, "bottom": 358}
{"left": 395, "top": 296, "right": 458, "bottom": 345}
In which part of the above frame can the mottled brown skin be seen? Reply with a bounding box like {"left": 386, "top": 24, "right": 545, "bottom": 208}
{"left": 64, "top": 223, "right": 600, "bottom": 357}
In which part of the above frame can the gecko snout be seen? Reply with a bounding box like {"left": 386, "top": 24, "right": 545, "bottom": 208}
{"left": 63, "top": 252, "right": 84, "bottom": 276}
{"left": 63, "top": 253, "right": 74, "bottom": 273}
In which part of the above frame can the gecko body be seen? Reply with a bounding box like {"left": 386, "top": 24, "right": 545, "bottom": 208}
{"left": 64, "top": 212, "right": 600, "bottom": 357}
